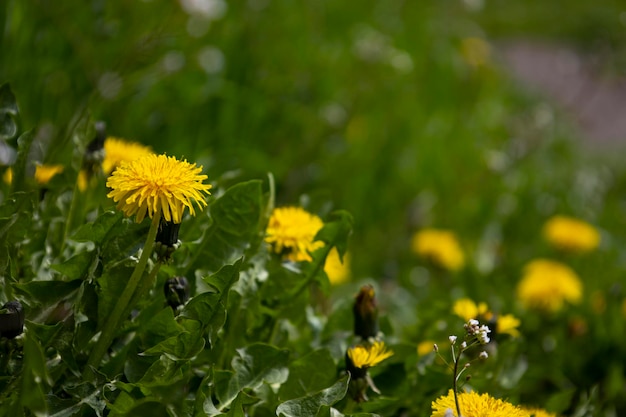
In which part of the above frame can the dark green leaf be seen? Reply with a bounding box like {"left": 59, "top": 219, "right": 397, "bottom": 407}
{"left": 141, "top": 332, "right": 205, "bottom": 360}
{"left": 279, "top": 349, "right": 338, "bottom": 401}
{"left": 276, "top": 374, "right": 350, "bottom": 417}
{"left": 186, "top": 180, "right": 263, "bottom": 273}
{"left": 21, "top": 333, "right": 52, "bottom": 415}
{"left": 72, "top": 211, "right": 125, "bottom": 245}
{"left": 216, "top": 343, "right": 289, "bottom": 409}
{"left": 13, "top": 280, "right": 82, "bottom": 306}
{"left": 51, "top": 250, "right": 98, "bottom": 281}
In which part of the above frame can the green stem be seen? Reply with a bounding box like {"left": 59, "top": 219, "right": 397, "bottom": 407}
{"left": 453, "top": 347, "right": 463, "bottom": 417}
{"left": 60, "top": 176, "right": 81, "bottom": 254}
{"left": 84, "top": 212, "right": 161, "bottom": 377}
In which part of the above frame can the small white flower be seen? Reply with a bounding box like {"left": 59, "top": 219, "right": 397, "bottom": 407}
{"left": 449, "top": 335, "right": 457, "bottom": 344}
{"left": 460, "top": 341, "right": 467, "bottom": 349}
{"left": 479, "top": 351, "right": 489, "bottom": 359}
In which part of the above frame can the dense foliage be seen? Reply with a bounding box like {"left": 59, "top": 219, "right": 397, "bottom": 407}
{"left": 2, "top": 1, "right": 626, "bottom": 416}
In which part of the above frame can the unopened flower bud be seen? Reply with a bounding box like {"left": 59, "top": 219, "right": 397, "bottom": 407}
{"left": 479, "top": 351, "right": 489, "bottom": 359}
{"left": 448, "top": 335, "right": 457, "bottom": 344}
{"left": 164, "top": 277, "right": 190, "bottom": 310}
{"left": 460, "top": 341, "right": 467, "bottom": 349}
{"left": 155, "top": 218, "right": 182, "bottom": 262}
{"left": 433, "top": 343, "right": 439, "bottom": 352}
{"left": 353, "top": 285, "right": 378, "bottom": 340}
{"left": 0, "top": 301, "right": 24, "bottom": 339}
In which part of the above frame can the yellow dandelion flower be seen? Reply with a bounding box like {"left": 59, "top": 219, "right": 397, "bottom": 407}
{"left": 496, "top": 314, "right": 521, "bottom": 338}
{"left": 34, "top": 164, "right": 64, "bottom": 185}
{"left": 102, "top": 137, "right": 153, "bottom": 175}
{"left": 521, "top": 407, "right": 559, "bottom": 417}
{"left": 265, "top": 206, "right": 324, "bottom": 262}
{"left": 347, "top": 341, "right": 393, "bottom": 369}
{"left": 431, "top": 390, "right": 528, "bottom": 417}
{"left": 517, "top": 259, "right": 583, "bottom": 313}
{"left": 3, "top": 167, "right": 12, "bottom": 184}
{"left": 324, "top": 247, "right": 350, "bottom": 285}
{"left": 460, "top": 37, "right": 492, "bottom": 68}
{"left": 411, "top": 229, "right": 465, "bottom": 271}
{"left": 106, "top": 154, "right": 211, "bottom": 223}
{"left": 417, "top": 340, "right": 436, "bottom": 357}
{"left": 543, "top": 215, "right": 600, "bottom": 253}
{"left": 453, "top": 298, "right": 489, "bottom": 322}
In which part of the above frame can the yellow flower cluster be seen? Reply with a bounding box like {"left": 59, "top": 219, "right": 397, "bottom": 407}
{"left": 265, "top": 206, "right": 325, "bottom": 262}
{"left": 347, "top": 341, "right": 393, "bottom": 369}
{"left": 452, "top": 298, "right": 521, "bottom": 338}
{"left": 411, "top": 228, "right": 465, "bottom": 271}
{"left": 516, "top": 259, "right": 582, "bottom": 313}
{"left": 431, "top": 390, "right": 528, "bottom": 417}
{"left": 106, "top": 154, "right": 211, "bottom": 223}
{"left": 542, "top": 215, "right": 600, "bottom": 253}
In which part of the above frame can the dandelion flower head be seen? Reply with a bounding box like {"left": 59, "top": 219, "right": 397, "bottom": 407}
{"left": 517, "top": 259, "right": 583, "bottom": 313}
{"left": 324, "top": 247, "right": 351, "bottom": 285}
{"left": 102, "top": 137, "right": 153, "bottom": 175}
{"left": 34, "top": 164, "right": 64, "bottom": 185}
{"left": 411, "top": 228, "right": 465, "bottom": 271}
{"left": 543, "top": 215, "right": 600, "bottom": 253}
{"left": 347, "top": 341, "right": 393, "bottom": 369}
{"left": 106, "top": 154, "right": 211, "bottom": 223}
{"left": 496, "top": 314, "right": 521, "bottom": 338}
{"left": 453, "top": 298, "right": 489, "bottom": 322}
{"left": 431, "top": 390, "right": 528, "bottom": 417}
{"left": 265, "top": 206, "right": 324, "bottom": 262}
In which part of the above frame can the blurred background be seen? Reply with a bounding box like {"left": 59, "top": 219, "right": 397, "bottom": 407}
{"left": 3, "top": 0, "right": 626, "bottom": 414}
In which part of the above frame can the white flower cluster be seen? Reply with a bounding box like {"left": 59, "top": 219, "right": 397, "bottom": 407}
{"left": 464, "top": 319, "right": 491, "bottom": 345}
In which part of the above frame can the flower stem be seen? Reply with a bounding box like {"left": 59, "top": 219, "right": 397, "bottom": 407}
{"left": 84, "top": 212, "right": 161, "bottom": 378}
{"left": 453, "top": 347, "right": 463, "bottom": 417}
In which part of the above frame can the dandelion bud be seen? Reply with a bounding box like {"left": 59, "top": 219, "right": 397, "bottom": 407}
{"left": 164, "top": 277, "right": 190, "bottom": 310}
{"left": 155, "top": 218, "right": 182, "bottom": 262}
{"left": 82, "top": 121, "right": 107, "bottom": 177}
{"left": 353, "top": 285, "right": 379, "bottom": 340}
{"left": 0, "top": 300, "right": 24, "bottom": 339}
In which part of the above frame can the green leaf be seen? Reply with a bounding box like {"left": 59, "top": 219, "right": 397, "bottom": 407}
{"left": 11, "top": 130, "right": 35, "bottom": 192}
{"left": 13, "top": 280, "right": 82, "bottom": 306}
{"left": 0, "top": 192, "right": 34, "bottom": 247}
{"left": 138, "top": 355, "right": 188, "bottom": 387}
{"left": 279, "top": 349, "right": 338, "bottom": 401}
{"left": 275, "top": 374, "right": 350, "bottom": 417}
{"left": 21, "top": 332, "right": 52, "bottom": 416}
{"left": 0, "top": 83, "right": 19, "bottom": 141}
{"left": 186, "top": 180, "right": 263, "bottom": 273}
{"left": 96, "top": 262, "right": 135, "bottom": 331}
{"left": 141, "top": 332, "right": 205, "bottom": 360}
{"left": 72, "top": 211, "right": 125, "bottom": 245}
{"left": 216, "top": 343, "right": 289, "bottom": 409}
{"left": 51, "top": 250, "right": 98, "bottom": 281}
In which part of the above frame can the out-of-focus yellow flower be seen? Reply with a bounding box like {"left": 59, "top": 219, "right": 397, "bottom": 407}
{"left": 77, "top": 169, "right": 89, "bottom": 192}
{"left": 411, "top": 229, "right": 465, "bottom": 271}
{"left": 3, "top": 167, "right": 12, "bottom": 184}
{"left": 324, "top": 247, "right": 350, "bottom": 285}
{"left": 543, "top": 215, "right": 600, "bottom": 253}
{"left": 102, "top": 137, "right": 153, "bottom": 175}
{"left": 520, "top": 406, "right": 559, "bottom": 417}
{"left": 460, "top": 37, "right": 491, "bottom": 68}
{"left": 106, "top": 154, "right": 211, "bottom": 223}
{"left": 265, "top": 206, "right": 324, "bottom": 262}
{"left": 497, "top": 314, "right": 521, "bottom": 338}
{"left": 453, "top": 298, "right": 489, "bottom": 322}
{"left": 453, "top": 298, "right": 521, "bottom": 338}
{"left": 431, "top": 390, "right": 527, "bottom": 417}
{"left": 517, "top": 259, "right": 583, "bottom": 313}
{"left": 417, "top": 340, "right": 436, "bottom": 356}
{"left": 347, "top": 341, "right": 393, "bottom": 369}
{"left": 34, "top": 164, "right": 64, "bottom": 185}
